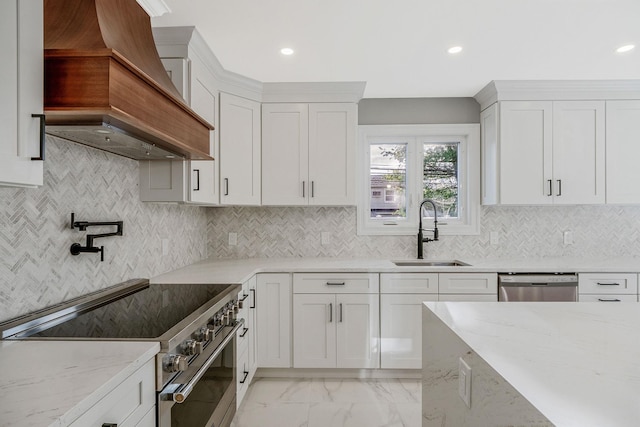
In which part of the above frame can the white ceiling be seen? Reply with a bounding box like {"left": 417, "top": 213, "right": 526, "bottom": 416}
{"left": 151, "top": 0, "right": 640, "bottom": 99}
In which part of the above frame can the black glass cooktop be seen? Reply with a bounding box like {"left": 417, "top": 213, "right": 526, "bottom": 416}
{"left": 25, "top": 283, "right": 234, "bottom": 339}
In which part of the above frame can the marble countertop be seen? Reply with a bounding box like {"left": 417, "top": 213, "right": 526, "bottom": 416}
{"left": 424, "top": 302, "right": 640, "bottom": 427}
{"left": 0, "top": 340, "right": 159, "bottom": 427}
{"left": 151, "top": 256, "right": 640, "bottom": 284}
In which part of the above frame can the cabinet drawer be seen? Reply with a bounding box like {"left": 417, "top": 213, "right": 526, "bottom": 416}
{"left": 579, "top": 294, "right": 638, "bottom": 303}
{"left": 438, "top": 294, "right": 498, "bottom": 302}
{"left": 380, "top": 273, "right": 438, "bottom": 294}
{"left": 578, "top": 274, "right": 638, "bottom": 294}
{"left": 70, "top": 359, "right": 155, "bottom": 427}
{"left": 293, "top": 273, "right": 379, "bottom": 293}
{"left": 438, "top": 273, "right": 497, "bottom": 294}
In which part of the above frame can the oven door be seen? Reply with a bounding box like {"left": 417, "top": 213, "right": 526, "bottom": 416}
{"left": 159, "top": 320, "right": 243, "bottom": 427}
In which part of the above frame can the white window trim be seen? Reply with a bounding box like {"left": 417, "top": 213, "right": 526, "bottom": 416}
{"left": 357, "top": 124, "right": 481, "bottom": 236}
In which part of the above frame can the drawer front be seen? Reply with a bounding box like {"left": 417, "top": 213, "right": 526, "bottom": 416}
{"left": 236, "top": 346, "right": 250, "bottom": 407}
{"left": 578, "top": 273, "right": 638, "bottom": 295}
{"left": 70, "top": 359, "right": 155, "bottom": 427}
{"left": 293, "top": 273, "right": 379, "bottom": 294}
{"left": 380, "top": 273, "right": 438, "bottom": 294}
{"left": 438, "top": 273, "right": 498, "bottom": 294}
{"left": 579, "top": 294, "right": 638, "bottom": 303}
{"left": 438, "top": 294, "right": 498, "bottom": 302}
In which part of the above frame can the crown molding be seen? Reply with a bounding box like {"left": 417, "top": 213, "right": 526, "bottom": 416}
{"left": 136, "top": 0, "right": 171, "bottom": 17}
{"left": 475, "top": 80, "right": 640, "bottom": 111}
{"left": 262, "top": 82, "right": 367, "bottom": 103}
{"left": 152, "top": 26, "right": 263, "bottom": 101}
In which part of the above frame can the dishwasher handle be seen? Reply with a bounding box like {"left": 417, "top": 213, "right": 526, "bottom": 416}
{"left": 498, "top": 274, "right": 578, "bottom": 284}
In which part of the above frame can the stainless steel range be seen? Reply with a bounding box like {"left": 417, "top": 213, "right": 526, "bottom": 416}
{"left": 0, "top": 278, "right": 242, "bottom": 427}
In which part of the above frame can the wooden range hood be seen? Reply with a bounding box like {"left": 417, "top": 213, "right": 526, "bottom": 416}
{"left": 43, "top": 0, "right": 213, "bottom": 160}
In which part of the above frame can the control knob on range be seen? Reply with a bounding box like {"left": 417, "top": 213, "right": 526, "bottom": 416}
{"left": 163, "top": 354, "right": 188, "bottom": 373}
{"left": 182, "top": 339, "right": 204, "bottom": 356}
{"left": 195, "top": 326, "right": 212, "bottom": 342}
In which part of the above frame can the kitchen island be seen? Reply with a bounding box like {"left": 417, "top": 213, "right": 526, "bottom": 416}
{"left": 422, "top": 302, "right": 640, "bottom": 427}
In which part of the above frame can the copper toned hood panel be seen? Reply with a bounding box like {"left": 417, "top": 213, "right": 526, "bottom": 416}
{"left": 44, "top": 0, "right": 213, "bottom": 160}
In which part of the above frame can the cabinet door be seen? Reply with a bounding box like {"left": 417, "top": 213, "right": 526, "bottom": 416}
{"left": 499, "top": 101, "right": 553, "bottom": 205}
{"left": 220, "top": 93, "right": 261, "bottom": 205}
{"left": 552, "top": 101, "right": 605, "bottom": 204}
{"left": 256, "top": 273, "right": 291, "bottom": 368}
{"left": 293, "top": 294, "right": 336, "bottom": 368}
{"left": 480, "top": 103, "right": 499, "bottom": 205}
{"left": 308, "top": 103, "right": 356, "bottom": 205}
{"left": 606, "top": 100, "right": 640, "bottom": 204}
{"left": 0, "top": 0, "right": 43, "bottom": 187}
{"left": 380, "top": 294, "right": 437, "bottom": 369}
{"left": 188, "top": 59, "right": 219, "bottom": 204}
{"left": 247, "top": 276, "right": 258, "bottom": 381}
{"left": 262, "top": 103, "right": 309, "bottom": 205}
{"left": 336, "top": 294, "right": 379, "bottom": 369}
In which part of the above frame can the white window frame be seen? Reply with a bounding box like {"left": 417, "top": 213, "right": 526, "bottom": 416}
{"left": 357, "top": 124, "right": 480, "bottom": 236}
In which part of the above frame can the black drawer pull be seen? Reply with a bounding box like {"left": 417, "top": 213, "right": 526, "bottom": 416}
{"left": 596, "top": 282, "right": 620, "bottom": 286}
{"left": 240, "top": 327, "right": 249, "bottom": 338}
{"left": 326, "top": 282, "right": 345, "bottom": 286}
{"left": 598, "top": 298, "right": 621, "bottom": 302}
{"left": 239, "top": 370, "right": 249, "bottom": 384}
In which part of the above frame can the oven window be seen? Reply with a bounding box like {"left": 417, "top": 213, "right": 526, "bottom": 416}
{"left": 171, "top": 342, "right": 236, "bottom": 427}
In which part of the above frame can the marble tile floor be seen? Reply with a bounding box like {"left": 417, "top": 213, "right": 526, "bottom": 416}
{"left": 231, "top": 377, "right": 421, "bottom": 427}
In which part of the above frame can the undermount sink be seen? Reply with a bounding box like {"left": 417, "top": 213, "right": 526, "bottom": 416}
{"left": 392, "top": 260, "right": 470, "bottom": 267}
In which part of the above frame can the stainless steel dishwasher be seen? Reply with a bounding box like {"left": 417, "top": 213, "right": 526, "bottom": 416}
{"left": 498, "top": 274, "right": 578, "bottom": 301}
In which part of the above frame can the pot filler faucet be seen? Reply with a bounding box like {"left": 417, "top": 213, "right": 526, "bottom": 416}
{"left": 417, "top": 199, "right": 439, "bottom": 259}
{"left": 69, "top": 213, "right": 123, "bottom": 262}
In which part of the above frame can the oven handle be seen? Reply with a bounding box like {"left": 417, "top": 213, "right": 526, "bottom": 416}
{"left": 161, "top": 318, "right": 244, "bottom": 404}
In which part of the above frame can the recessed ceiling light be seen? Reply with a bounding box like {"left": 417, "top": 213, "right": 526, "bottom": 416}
{"left": 280, "top": 48, "right": 294, "bottom": 56}
{"left": 447, "top": 46, "right": 463, "bottom": 54}
{"left": 616, "top": 44, "right": 635, "bottom": 53}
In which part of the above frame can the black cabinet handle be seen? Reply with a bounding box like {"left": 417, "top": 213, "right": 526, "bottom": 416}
{"left": 224, "top": 178, "right": 229, "bottom": 195}
{"left": 102, "top": 424, "right": 117, "bottom": 427}
{"left": 239, "top": 370, "right": 249, "bottom": 384}
{"left": 193, "top": 169, "right": 200, "bottom": 191}
{"left": 240, "top": 327, "right": 249, "bottom": 338}
{"left": 31, "top": 113, "right": 45, "bottom": 161}
{"left": 250, "top": 288, "right": 256, "bottom": 309}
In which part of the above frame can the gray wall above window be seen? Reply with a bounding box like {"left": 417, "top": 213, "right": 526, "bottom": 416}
{"left": 358, "top": 98, "right": 480, "bottom": 125}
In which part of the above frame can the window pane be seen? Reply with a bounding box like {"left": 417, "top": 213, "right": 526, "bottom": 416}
{"left": 370, "top": 143, "right": 407, "bottom": 219}
{"left": 422, "top": 142, "right": 458, "bottom": 219}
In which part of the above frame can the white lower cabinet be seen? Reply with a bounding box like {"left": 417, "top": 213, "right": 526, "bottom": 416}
{"left": 69, "top": 358, "right": 155, "bottom": 427}
{"left": 236, "top": 277, "right": 256, "bottom": 407}
{"left": 380, "top": 273, "right": 438, "bottom": 369}
{"left": 578, "top": 273, "right": 639, "bottom": 303}
{"left": 292, "top": 273, "right": 379, "bottom": 369}
{"left": 380, "top": 293, "right": 437, "bottom": 369}
{"left": 256, "top": 273, "right": 292, "bottom": 368}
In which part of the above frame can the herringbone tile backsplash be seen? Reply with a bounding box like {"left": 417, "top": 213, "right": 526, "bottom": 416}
{"left": 208, "top": 205, "right": 640, "bottom": 260}
{"left": 0, "top": 137, "right": 208, "bottom": 323}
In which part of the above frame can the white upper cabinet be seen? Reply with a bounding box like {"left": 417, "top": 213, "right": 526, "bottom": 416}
{"left": 482, "top": 100, "right": 604, "bottom": 205}
{"left": 0, "top": 0, "right": 44, "bottom": 188}
{"left": 262, "top": 103, "right": 357, "bottom": 206}
{"left": 140, "top": 29, "right": 219, "bottom": 204}
{"left": 552, "top": 101, "right": 605, "bottom": 205}
{"left": 219, "top": 93, "right": 261, "bottom": 205}
{"left": 477, "top": 80, "right": 640, "bottom": 206}
{"left": 498, "top": 101, "right": 554, "bottom": 205}
{"left": 606, "top": 100, "right": 640, "bottom": 204}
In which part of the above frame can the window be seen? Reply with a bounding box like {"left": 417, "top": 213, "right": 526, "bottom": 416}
{"left": 357, "top": 124, "right": 480, "bottom": 236}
